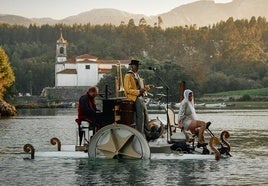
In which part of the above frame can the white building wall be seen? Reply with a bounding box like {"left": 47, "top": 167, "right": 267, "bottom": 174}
{"left": 55, "top": 63, "right": 64, "bottom": 86}
{"left": 56, "top": 56, "right": 67, "bottom": 63}
{"left": 56, "top": 63, "right": 65, "bottom": 73}
{"left": 77, "top": 63, "right": 98, "bottom": 86}
{"left": 64, "top": 63, "right": 76, "bottom": 69}
{"left": 57, "top": 74, "right": 77, "bottom": 86}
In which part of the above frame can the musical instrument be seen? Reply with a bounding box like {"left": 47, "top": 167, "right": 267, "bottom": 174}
{"left": 102, "top": 97, "right": 135, "bottom": 126}
{"left": 148, "top": 118, "right": 164, "bottom": 137}
{"left": 115, "top": 61, "right": 125, "bottom": 97}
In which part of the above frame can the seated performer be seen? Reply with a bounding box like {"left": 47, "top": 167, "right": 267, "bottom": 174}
{"left": 77, "top": 86, "right": 99, "bottom": 124}
{"left": 178, "top": 89, "right": 207, "bottom": 147}
{"left": 76, "top": 86, "right": 100, "bottom": 145}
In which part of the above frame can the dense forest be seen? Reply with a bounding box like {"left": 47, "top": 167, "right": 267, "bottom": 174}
{"left": 0, "top": 16, "right": 268, "bottom": 100}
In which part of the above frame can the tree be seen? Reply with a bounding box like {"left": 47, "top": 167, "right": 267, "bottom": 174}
{"left": 0, "top": 46, "right": 15, "bottom": 98}
{"left": 139, "top": 17, "right": 147, "bottom": 26}
{"left": 128, "top": 19, "right": 136, "bottom": 27}
{"left": 158, "top": 16, "right": 163, "bottom": 28}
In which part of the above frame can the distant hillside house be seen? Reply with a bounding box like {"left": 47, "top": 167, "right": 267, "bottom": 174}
{"left": 55, "top": 33, "right": 130, "bottom": 87}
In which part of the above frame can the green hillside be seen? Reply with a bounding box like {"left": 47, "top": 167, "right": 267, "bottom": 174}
{"left": 206, "top": 87, "right": 268, "bottom": 97}
{"left": 0, "top": 16, "right": 268, "bottom": 98}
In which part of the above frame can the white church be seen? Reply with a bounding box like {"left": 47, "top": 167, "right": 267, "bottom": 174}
{"left": 55, "top": 33, "right": 130, "bottom": 87}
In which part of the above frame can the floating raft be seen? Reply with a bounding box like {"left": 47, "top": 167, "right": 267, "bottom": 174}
{"left": 34, "top": 145, "right": 88, "bottom": 158}
{"left": 24, "top": 125, "right": 231, "bottom": 161}
{"left": 30, "top": 145, "right": 217, "bottom": 160}
{"left": 34, "top": 151, "right": 216, "bottom": 160}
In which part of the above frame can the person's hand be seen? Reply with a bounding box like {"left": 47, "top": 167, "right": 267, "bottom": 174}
{"left": 140, "top": 88, "right": 146, "bottom": 94}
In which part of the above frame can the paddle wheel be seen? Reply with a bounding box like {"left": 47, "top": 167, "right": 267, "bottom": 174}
{"left": 88, "top": 124, "right": 150, "bottom": 159}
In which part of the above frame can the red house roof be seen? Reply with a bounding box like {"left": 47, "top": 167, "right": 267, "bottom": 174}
{"left": 76, "top": 54, "right": 98, "bottom": 60}
{"left": 57, "top": 69, "right": 77, "bottom": 74}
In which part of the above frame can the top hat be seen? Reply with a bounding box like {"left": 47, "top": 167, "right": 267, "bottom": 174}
{"left": 129, "top": 60, "right": 140, "bottom": 66}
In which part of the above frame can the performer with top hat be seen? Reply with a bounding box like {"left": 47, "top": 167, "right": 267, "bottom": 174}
{"left": 124, "top": 60, "right": 154, "bottom": 137}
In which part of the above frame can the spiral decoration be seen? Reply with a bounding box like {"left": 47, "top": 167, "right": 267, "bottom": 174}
{"left": 50, "top": 137, "right": 61, "bottom": 151}
{"left": 23, "top": 144, "right": 35, "bottom": 159}
{"left": 220, "top": 130, "right": 231, "bottom": 152}
{"left": 209, "top": 136, "right": 221, "bottom": 160}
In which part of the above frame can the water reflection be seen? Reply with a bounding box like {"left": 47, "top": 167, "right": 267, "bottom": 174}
{"left": 74, "top": 159, "right": 149, "bottom": 185}
{"left": 0, "top": 109, "right": 267, "bottom": 185}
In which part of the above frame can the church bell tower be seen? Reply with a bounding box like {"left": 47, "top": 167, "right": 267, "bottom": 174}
{"left": 56, "top": 30, "right": 67, "bottom": 63}
{"left": 55, "top": 30, "right": 67, "bottom": 86}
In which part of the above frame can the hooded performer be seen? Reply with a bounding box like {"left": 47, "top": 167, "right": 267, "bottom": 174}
{"left": 178, "top": 89, "right": 207, "bottom": 146}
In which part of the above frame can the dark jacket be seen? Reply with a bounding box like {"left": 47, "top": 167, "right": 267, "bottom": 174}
{"left": 77, "top": 92, "right": 97, "bottom": 124}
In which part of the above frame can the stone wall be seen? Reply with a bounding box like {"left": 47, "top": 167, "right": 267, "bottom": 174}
{"left": 14, "top": 96, "right": 48, "bottom": 107}
{"left": 11, "top": 86, "right": 91, "bottom": 108}
{"left": 42, "top": 86, "right": 89, "bottom": 102}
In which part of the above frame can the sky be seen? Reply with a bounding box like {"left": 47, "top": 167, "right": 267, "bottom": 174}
{"left": 0, "top": 0, "right": 232, "bottom": 20}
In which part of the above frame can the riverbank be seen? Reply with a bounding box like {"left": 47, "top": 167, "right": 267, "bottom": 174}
{"left": 0, "top": 99, "right": 17, "bottom": 117}
{"left": 146, "top": 101, "right": 268, "bottom": 114}
{"left": 228, "top": 101, "right": 268, "bottom": 109}
{"left": 12, "top": 101, "right": 268, "bottom": 117}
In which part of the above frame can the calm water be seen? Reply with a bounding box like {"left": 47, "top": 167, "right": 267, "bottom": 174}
{"left": 0, "top": 108, "right": 268, "bottom": 186}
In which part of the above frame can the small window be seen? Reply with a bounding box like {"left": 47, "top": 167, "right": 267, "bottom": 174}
{"left": 59, "top": 47, "right": 64, "bottom": 54}
{"left": 85, "top": 65, "right": 90, "bottom": 69}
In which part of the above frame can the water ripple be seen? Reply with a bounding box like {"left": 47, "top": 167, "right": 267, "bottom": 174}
{"left": 0, "top": 108, "right": 268, "bottom": 185}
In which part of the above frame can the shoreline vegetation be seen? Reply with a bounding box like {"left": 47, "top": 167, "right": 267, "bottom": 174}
{"left": 2, "top": 87, "right": 268, "bottom": 115}
{"left": 12, "top": 101, "right": 268, "bottom": 110}
{"left": 1, "top": 99, "right": 267, "bottom": 117}
{"left": 0, "top": 99, "right": 17, "bottom": 117}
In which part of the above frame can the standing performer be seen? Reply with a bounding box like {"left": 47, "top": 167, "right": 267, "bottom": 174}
{"left": 124, "top": 60, "right": 154, "bottom": 136}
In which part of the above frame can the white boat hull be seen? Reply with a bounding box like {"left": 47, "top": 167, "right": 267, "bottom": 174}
{"left": 25, "top": 125, "right": 231, "bottom": 161}
{"left": 32, "top": 145, "right": 220, "bottom": 160}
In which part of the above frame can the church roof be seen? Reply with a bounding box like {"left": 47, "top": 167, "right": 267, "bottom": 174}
{"left": 66, "top": 58, "right": 76, "bottom": 63}
{"left": 98, "top": 60, "right": 131, "bottom": 65}
{"left": 63, "top": 54, "right": 130, "bottom": 65}
{"left": 65, "top": 56, "right": 98, "bottom": 64}
{"left": 77, "top": 59, "right": 99, "bottom": 64}
{"left": 57, "top": 31, "right": 67, "bottom": 44}
{"left": 76, "top": 54, "right": 98, "bottom": 60}
{"left": 57, "top": 69, "right": 77, "bottom": 74}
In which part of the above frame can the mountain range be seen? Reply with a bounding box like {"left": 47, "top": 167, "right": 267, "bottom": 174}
{"left": 1, "top": 0, "right": 268, "bottom": 28}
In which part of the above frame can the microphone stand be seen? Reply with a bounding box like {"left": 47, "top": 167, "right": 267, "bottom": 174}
{"left": 151, "top": 69, "right": 171, "bottom": 143}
